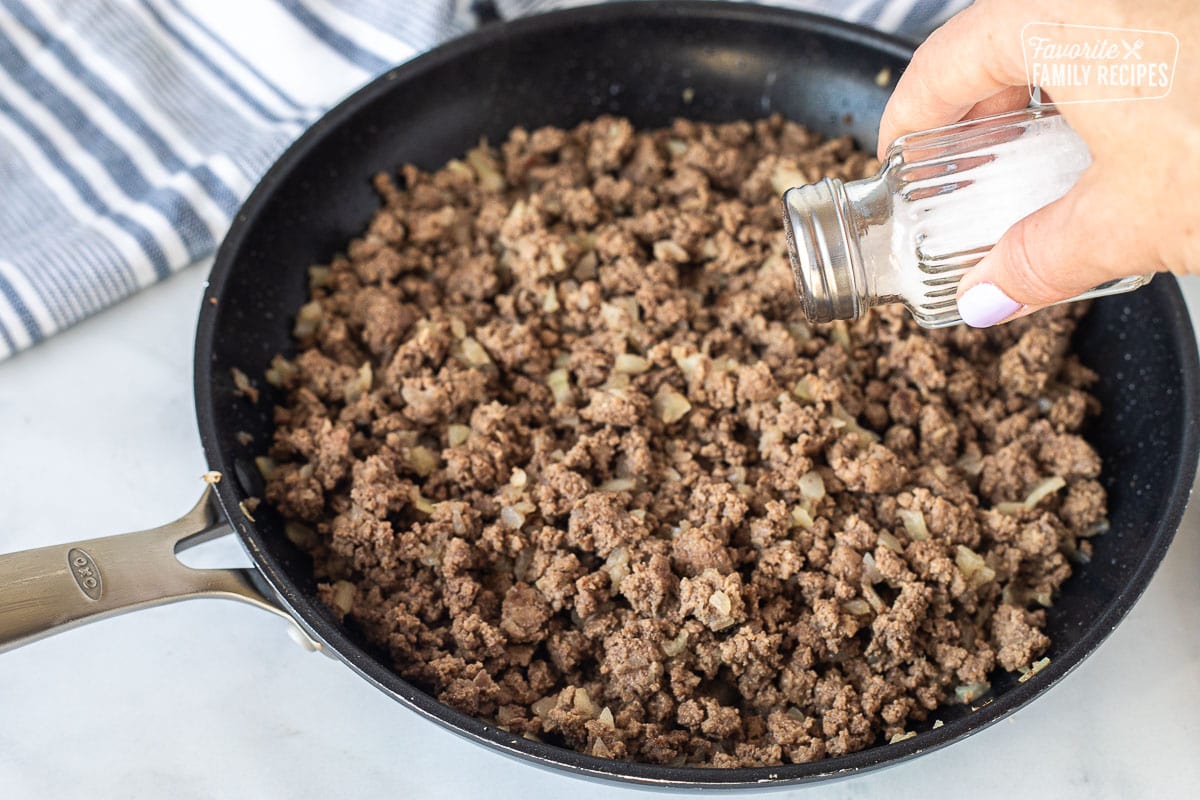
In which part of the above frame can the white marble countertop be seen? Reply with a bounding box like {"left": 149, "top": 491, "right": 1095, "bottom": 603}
{"left": 1, "top": 263, "right": 1197, "bottom": 799}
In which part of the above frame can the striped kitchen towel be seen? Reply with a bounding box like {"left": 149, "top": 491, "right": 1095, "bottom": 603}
{"left": 0, "top": 0, "right": 967, "bottom": 361}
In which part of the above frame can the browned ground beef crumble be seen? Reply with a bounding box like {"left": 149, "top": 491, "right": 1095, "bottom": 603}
{"left": 260, "top": 115, "right": 1108, "bottom": 767}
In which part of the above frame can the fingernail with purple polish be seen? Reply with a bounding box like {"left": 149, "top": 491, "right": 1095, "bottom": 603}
{"left": 958, "top": 283, "right": 1022, "bottom": 328}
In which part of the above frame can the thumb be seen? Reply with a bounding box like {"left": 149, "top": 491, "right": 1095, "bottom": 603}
{"left": 955, "top": 168, "right": 1152, "bottom": 327}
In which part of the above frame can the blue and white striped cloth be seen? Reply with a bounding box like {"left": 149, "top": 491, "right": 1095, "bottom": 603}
{"left": 0, "top": 0, "right": 967, "bottom": 360}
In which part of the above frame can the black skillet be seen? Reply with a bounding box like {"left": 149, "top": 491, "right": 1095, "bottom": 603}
{"left": 1, "top": 1, "right": 1197, "bottom": 789}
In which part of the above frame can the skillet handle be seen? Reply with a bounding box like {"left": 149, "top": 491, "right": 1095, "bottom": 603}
{"left": 0, "top": 486, "right": 320, "bottom": 654}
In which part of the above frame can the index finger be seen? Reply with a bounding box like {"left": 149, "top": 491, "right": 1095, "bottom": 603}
{"left": 876, "top": 0, "right": 1032, "bottom": 159}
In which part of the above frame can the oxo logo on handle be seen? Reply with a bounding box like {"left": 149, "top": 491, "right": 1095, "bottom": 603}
{"left": 67, "top": 548, "right": 103, "bottom": 601}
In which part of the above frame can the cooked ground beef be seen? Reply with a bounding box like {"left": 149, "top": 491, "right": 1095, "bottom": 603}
{"left": 260, "top": 115, "right": 1108, "bottom": 767}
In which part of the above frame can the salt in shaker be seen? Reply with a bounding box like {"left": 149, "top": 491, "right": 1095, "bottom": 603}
{"left": 781, "top": 107, "right": 1151, "bottom": 328}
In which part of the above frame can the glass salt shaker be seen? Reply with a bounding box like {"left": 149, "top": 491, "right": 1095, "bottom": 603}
{"left": 781, "top": 106, "right": 1152, "bottom": 328}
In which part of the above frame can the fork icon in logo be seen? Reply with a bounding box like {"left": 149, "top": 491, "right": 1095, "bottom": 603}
{"left": 1123, "top": 38, "right": 1144, "bottom": 59}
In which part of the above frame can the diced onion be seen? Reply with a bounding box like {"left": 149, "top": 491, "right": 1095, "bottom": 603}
{"left": 467, "top": 145, "right": 505, "bottom": 192}
{"left": 598, "top": 477, "right": 637, "bottom": 492}
{"left": 653, "top": 386, "right": 692, "bottom": 424}
{"left": 1017, "top": 656, "right": 1051, "bottom": 683}
{"left": 293, "top": 300, "right": 323, "bottom": 339}
{"left": 653, "top": 240, "right": 689, "bottom": 262}
{"left": 597, "top": 707, "right": 615, "bottom": 729}
{"left": 448, "top": 424, "right": 471, "bottom": 447}
{"left": 798, "top": 471, "right": 826, "bottom": 502}
{"left": 671, "top": 347, "right": 704, "bottom": 381}
{"left": 955, "top": 545, "right": 996, "bottom": 588}
{"left": 513, "top": 547, "right": 535, "bottom": 581}
{"left": 877, "top": 531, "right": 903, "bottom": 552}
{"left": 500, "top": 506, "right": 526, "bottom": 530}
{"left": 264, "top": 355, "right": 298, "bottom": 388}
{"left": 614, "top": 353, "right": 651, "bottom": 374}
{"left": 343, "top": 362, "right": 373, "bottom": 403}
{"left": 231, "top": 367, "right": 258, "bottom": 403}
{"left": 604, "top": 546, "right": 631, "bottom": 591}
{"left": 708, "top": 590, "right": 732, "bottom": 615}
{"left": 862, "top": 553, "right": 883, "bottom": 584}
{"left": 831, "top": 402, "right": 879, "bottom": 443}
{"left": 603, "top": 373, "right": 632, "bottom": 394}
{"left": 547, "top": 240, "right": 569, "bottom": 274}
{"left": 956, "top": 453, "right": 984, "bottom": 477}
{"left": 841, "top": 598, "right": 871, "bottom": 615}
{"left": 830, "top": 321, "right": 851, "bottom": 351}
{"left": 307, "top": 265, "right": 332, "bottom": 290}
{"left": 573, "top": 688, "right": 597, "bottom": 717}
{"left": 954, "top": 682, "right": 990, "bottom": 704}
{"left": 573, "top": 251, "right": 598, "bottom": 280}
{"left": 791, "top": 506, "right": 814, "bottom": 530}
{"left": 1024, "top": 475, "right": 1066, "bottom": 509}
{"left": 238, "top": 499, "right": 257, "bottom": 522}
{"left": 409, "top": 487, "right": 435, "bottom": 515}
{"left": 862, "top": 582, "right": 885, "bottom": 613}
{"left": 758, "top": 428, "right": 781, "bottom": 457}
{"left": 458, "top": 337, "right": 492, "bottom": 367}
{"left": 450, "top": 503, "right": 467, "bottom": 535}
{"left": 546, "top": 368, "right": 573, "bottom": 405}
{"left": 254, "top": 456, "right": 278, "bottom": 480}
{"left": 662, "top": 629, "right": 689, "bottom": 658}
{"left": 446, "top": 159, "right": 472, "bottom": 179}
{"left": 759, "top": 253, "right": 784, "bottom": 275}
{"left": 994, "top": 476, "right": 1068, "bottom": 515}
{"left": 770, "top": 164, "right": 808, "bottom": 196}
{"left": 406, "top": 445, "right": 438, "bottom": 477}
{"left": 889, "top": 731, "right": 916, "bottom": 744}
{"left": 331, "top": 580, "right": 355, "bottom": 615}
{"left": 285, "top": 521, "right": 316, "bottom": 548}
{"left": 897, "top": 509, "right": 930, "bottom": 541}
{"left": 787, "top": 321, "right": 812, "bottom": 343}
{"left": 711, "top": 356, "right": 739, "bottom": 374}
{"left": 955, "top": 545, "right": 985, "bottom": 574}
{"left": 599, "top": 302, "right": 627, "bottom": 329}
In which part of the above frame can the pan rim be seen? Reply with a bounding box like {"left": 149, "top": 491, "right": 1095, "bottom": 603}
{"left": 194, "top": 0, "right": 1200, "bottom": 788}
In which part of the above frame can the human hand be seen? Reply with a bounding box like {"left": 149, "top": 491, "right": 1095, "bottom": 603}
{"left": 877, "top": 0, "right": 1200, "bottom": 327}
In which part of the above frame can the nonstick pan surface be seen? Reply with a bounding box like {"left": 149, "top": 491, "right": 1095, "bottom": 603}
{"left": 3, "top": 1, "right": 1194, "bottom": 791}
